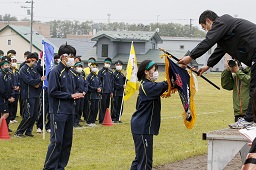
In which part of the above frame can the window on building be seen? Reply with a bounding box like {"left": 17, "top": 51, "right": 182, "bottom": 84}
{"left": 8, "top": 40, "right": 11, "bottom": 45}
{"left": 180, "top": 45, "right": 184, "bottom": 50}
{"left": 102, "top": 44, "right": 108, "bottom": 57}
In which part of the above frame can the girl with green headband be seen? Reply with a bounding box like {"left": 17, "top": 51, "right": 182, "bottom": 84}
{"left": 130, "top": 60, "right": 168, "bottom": 170}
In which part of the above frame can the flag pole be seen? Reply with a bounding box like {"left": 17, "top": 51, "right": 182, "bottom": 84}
{"left": 159, "top": 48, "right": 220, "bottom": 90}
{"left": 118, "top": 41, "right": 133, "bottom": 121}
{"left": 42, "top": 40, "right": 45, "bottom": 140}
{"left": 118, "top": 76, "right": 127, "bottom": 121}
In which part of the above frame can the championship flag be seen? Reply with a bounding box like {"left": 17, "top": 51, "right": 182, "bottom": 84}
{"left": 162, "top": 56, "right": 197, "bottom": 129}
{"left": 42, "top": 40, "right": 54, "bottom": 87}
{"left": 124, "top": 42, "right": 138, "bottom": 101}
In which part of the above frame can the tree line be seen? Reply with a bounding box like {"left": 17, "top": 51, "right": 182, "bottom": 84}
{"left": 1, "top": 14, "right": 206, "bottom": 38}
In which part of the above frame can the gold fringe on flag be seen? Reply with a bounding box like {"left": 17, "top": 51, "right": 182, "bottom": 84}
{"left": 160, "top": 53, "right": 177, "bottom": 98}
{"left": 182, "top": 69, "right": 197, "bottom": 129}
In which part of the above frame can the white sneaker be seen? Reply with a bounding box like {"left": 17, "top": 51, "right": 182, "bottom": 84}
{"left": 10, "top": 120, "right": 14, "bottom": 124}
{"left": 36, "top": 128, "right": 42, "bottom": 133}
{"left": 13, "top": 120, "right": 18, "bottom": 123}
{"left": 46, "top": 129, "right": 51, "bottom": 133}
{"left": 92, "top": 123, "right": 97, "bottom": 127}
{"left": 229, "top": 118, "right": 253, "bottom": 129}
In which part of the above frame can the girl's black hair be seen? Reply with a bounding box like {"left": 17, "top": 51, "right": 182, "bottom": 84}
{"left": 137, "top": 60, "right": 157, "bottom": 81}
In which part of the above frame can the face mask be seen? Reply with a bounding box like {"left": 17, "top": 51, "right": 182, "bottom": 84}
{"left": 76, "top": 67, "right": 83, "bottom": 73}
{"left": 11, "top": 63, "right": 17, "bottom": 68}
{"left": 91, "top": 67, "right": 98, "bottom": 73}
{"left": 57, "top": 59, "right": 61, "bottom": 64}
{"left": 116, "top": 66, "right": 122, "bottom": 70}
{"left": 32, "top": 62, "right": 37, "bottom": 68}
{"left": 66, "top": 58, "right": 74, "bottom": 67}
{"left": 88, "top": 63, "right": 91, "bottom": 67}
{"left": 104, "top": 63, "right": 110, "bottom": 68}
{"left": 151, "top": 71, "right": 159, "bottom": 81}
{"left": 4, "top": 68, "right": 10, "bottom": 72}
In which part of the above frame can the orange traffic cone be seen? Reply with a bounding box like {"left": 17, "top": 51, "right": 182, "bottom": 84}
{"left": 102, "top": 108, "right": 114, "bottom": 126}
{"left": 0, "top": 118, "right": 10, "bottom": 140}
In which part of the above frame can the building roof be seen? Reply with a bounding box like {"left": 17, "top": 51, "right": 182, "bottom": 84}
{"left": 91, "top": 31, "right": 163, "bottom": 43}
{"left": 0, "top": 25, "right": 57, "bottom": 53}
{"left": 48, "top": 38, "right": 96, "bottom": 57}
{"left": 112, "top": 49, "right": 189, "bottom": 65}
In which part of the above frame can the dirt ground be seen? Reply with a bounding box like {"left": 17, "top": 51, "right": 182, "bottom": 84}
{"left": 154, "top": 153, "right": 242, "bottom": 170}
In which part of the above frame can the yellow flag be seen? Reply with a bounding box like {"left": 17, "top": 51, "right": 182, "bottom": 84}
{"left": 124, "top": 42, "right": 138, "bottom": 101}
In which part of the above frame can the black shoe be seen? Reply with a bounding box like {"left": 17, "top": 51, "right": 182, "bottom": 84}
{"left": 113, "top": 121, "right": 119, "bottom": 123}
{"left": 118, "top": 121, "right": 123, "bottom": 123}
{"left": 8, "top": 128, "right": 12, "bottom": 132}
{"left": 14, "top": 133, "right": 25, "bottom": 138}
{"left": 25, "top": 133, "right": 34, "bottom": 137}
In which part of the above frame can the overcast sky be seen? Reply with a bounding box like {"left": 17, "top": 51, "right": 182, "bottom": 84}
{"left": 1, "top": 0, "right": 256, "bottom": 29}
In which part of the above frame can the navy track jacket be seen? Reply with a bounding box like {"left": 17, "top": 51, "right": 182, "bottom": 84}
{"left": 113, "top": 70, "right": 126, "bottom": 97}
{"left": 86, "top": 72, "right": 102, "bottom": 100}
{"left": 19, "top": 64, "right": 41, "bottom": 99}
{"left": 48, "top": 62, "right": 77, "bottom": 114}
{"left": 131, "top": 79, "right": 168, "bottom": 135}
{"left": 98, "top": 67, "right": 114, "bottom": 94}
{"left": 0, "top": 70, "right": 15, "bottom": 104}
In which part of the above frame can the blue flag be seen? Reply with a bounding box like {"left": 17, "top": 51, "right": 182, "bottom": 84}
{"left": 163, "top": 57, "right": 197, "bottom": 129}
{"left": 42, "top": 40, "right": 54, "bottom": 87}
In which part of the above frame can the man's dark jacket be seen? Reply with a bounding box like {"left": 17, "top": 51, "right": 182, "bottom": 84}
{"left": 190, "top": 14, "right": 256, "bottom": 67}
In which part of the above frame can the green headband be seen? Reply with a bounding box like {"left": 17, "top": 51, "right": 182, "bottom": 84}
{"left": 145, "top": 61, "right": 155, "bottom": 70}
{"left": 105, "top": 60, "right": 112, "bottom": 64}
{"left": 88, "top": 59, "right": 96, "bottom": 63}
{"left": 74, "top": 62, "right": 83, "bottom": 67}
{"left": 1, "top": 61, "right": 9, "bottom": 67}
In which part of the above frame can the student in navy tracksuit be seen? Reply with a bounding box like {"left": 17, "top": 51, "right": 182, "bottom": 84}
{"left": 98, "top": 58, "right": 114, "bottom": 124}
{"left": 130, "top": 60, "right": 168, "bottom": 170}
{"left": 9, "top": 56, "right": 20, "bottom": 123}
{"left": 43, "top": 44, "right": 84, "bottom": 170}
{"left": 112, "top": 60, "right": 126, "bottom": 123}
{"left": 86, "top": 63, "right": 102, "bottom": 126}
{"left": 0, "top": 60, "right": 15, "bottom": 131}
{"left": 73, "top": 62, "right": 88, "bottom": 127}
{"left": 15, "top": 53, "right": 45, "bottom": 138}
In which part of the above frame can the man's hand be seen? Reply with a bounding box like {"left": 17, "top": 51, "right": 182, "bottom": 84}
{"left": 97, "top": 88, "right": 101, "bottom": 93}
{"left": 71, "top": 93, "right": 84, "bottom": 100}
{"left": 14, "top": 86, "right": 20, "bottom": 91}
{"left": 110, "top": 93, "right": 113, "bottom": 98}
{"left": 178, "top": 56, "right": 193, "bottom": 65}
{"left": 198, "top": 66, "right": 210, "bottom": 76}
{"left": 34, "top": 83, "right": 40, "bottom": 88}
{"left": 41, "top": 76, "right": 46, "bottom": 81}
{"left": 8, "top": 97, "right": 15, "bottom": 103}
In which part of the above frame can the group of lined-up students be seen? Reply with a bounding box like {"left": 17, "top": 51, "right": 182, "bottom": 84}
{"left": 0, "top": 45, "right": 126, "bottom": 139}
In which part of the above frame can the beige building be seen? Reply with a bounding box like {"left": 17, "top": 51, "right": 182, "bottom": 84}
{"left": 0, "top": 25, "right": 56, "bottom": 63}
{"left": 0, "top": 21, "right": 51, "bottom": 38}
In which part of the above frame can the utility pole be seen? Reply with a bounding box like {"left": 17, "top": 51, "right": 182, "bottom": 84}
{"left": 28, "top": 0, "right": 34, "bottom": 52}
{"left": 107, "top": 13, "right": 111, "bottom": 24}
{"left": 189, "top": 19, "right": 192, "bottom": 37}
{"left": 22, "top": 1, "right": 34, "bottom": 52}
{"left": 157, "top": 15, "right": 160, "bottom": 27}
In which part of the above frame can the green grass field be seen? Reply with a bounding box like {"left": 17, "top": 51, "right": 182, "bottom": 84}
{"left": 0, "top": 73, "right": 234, "bottom": 170}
